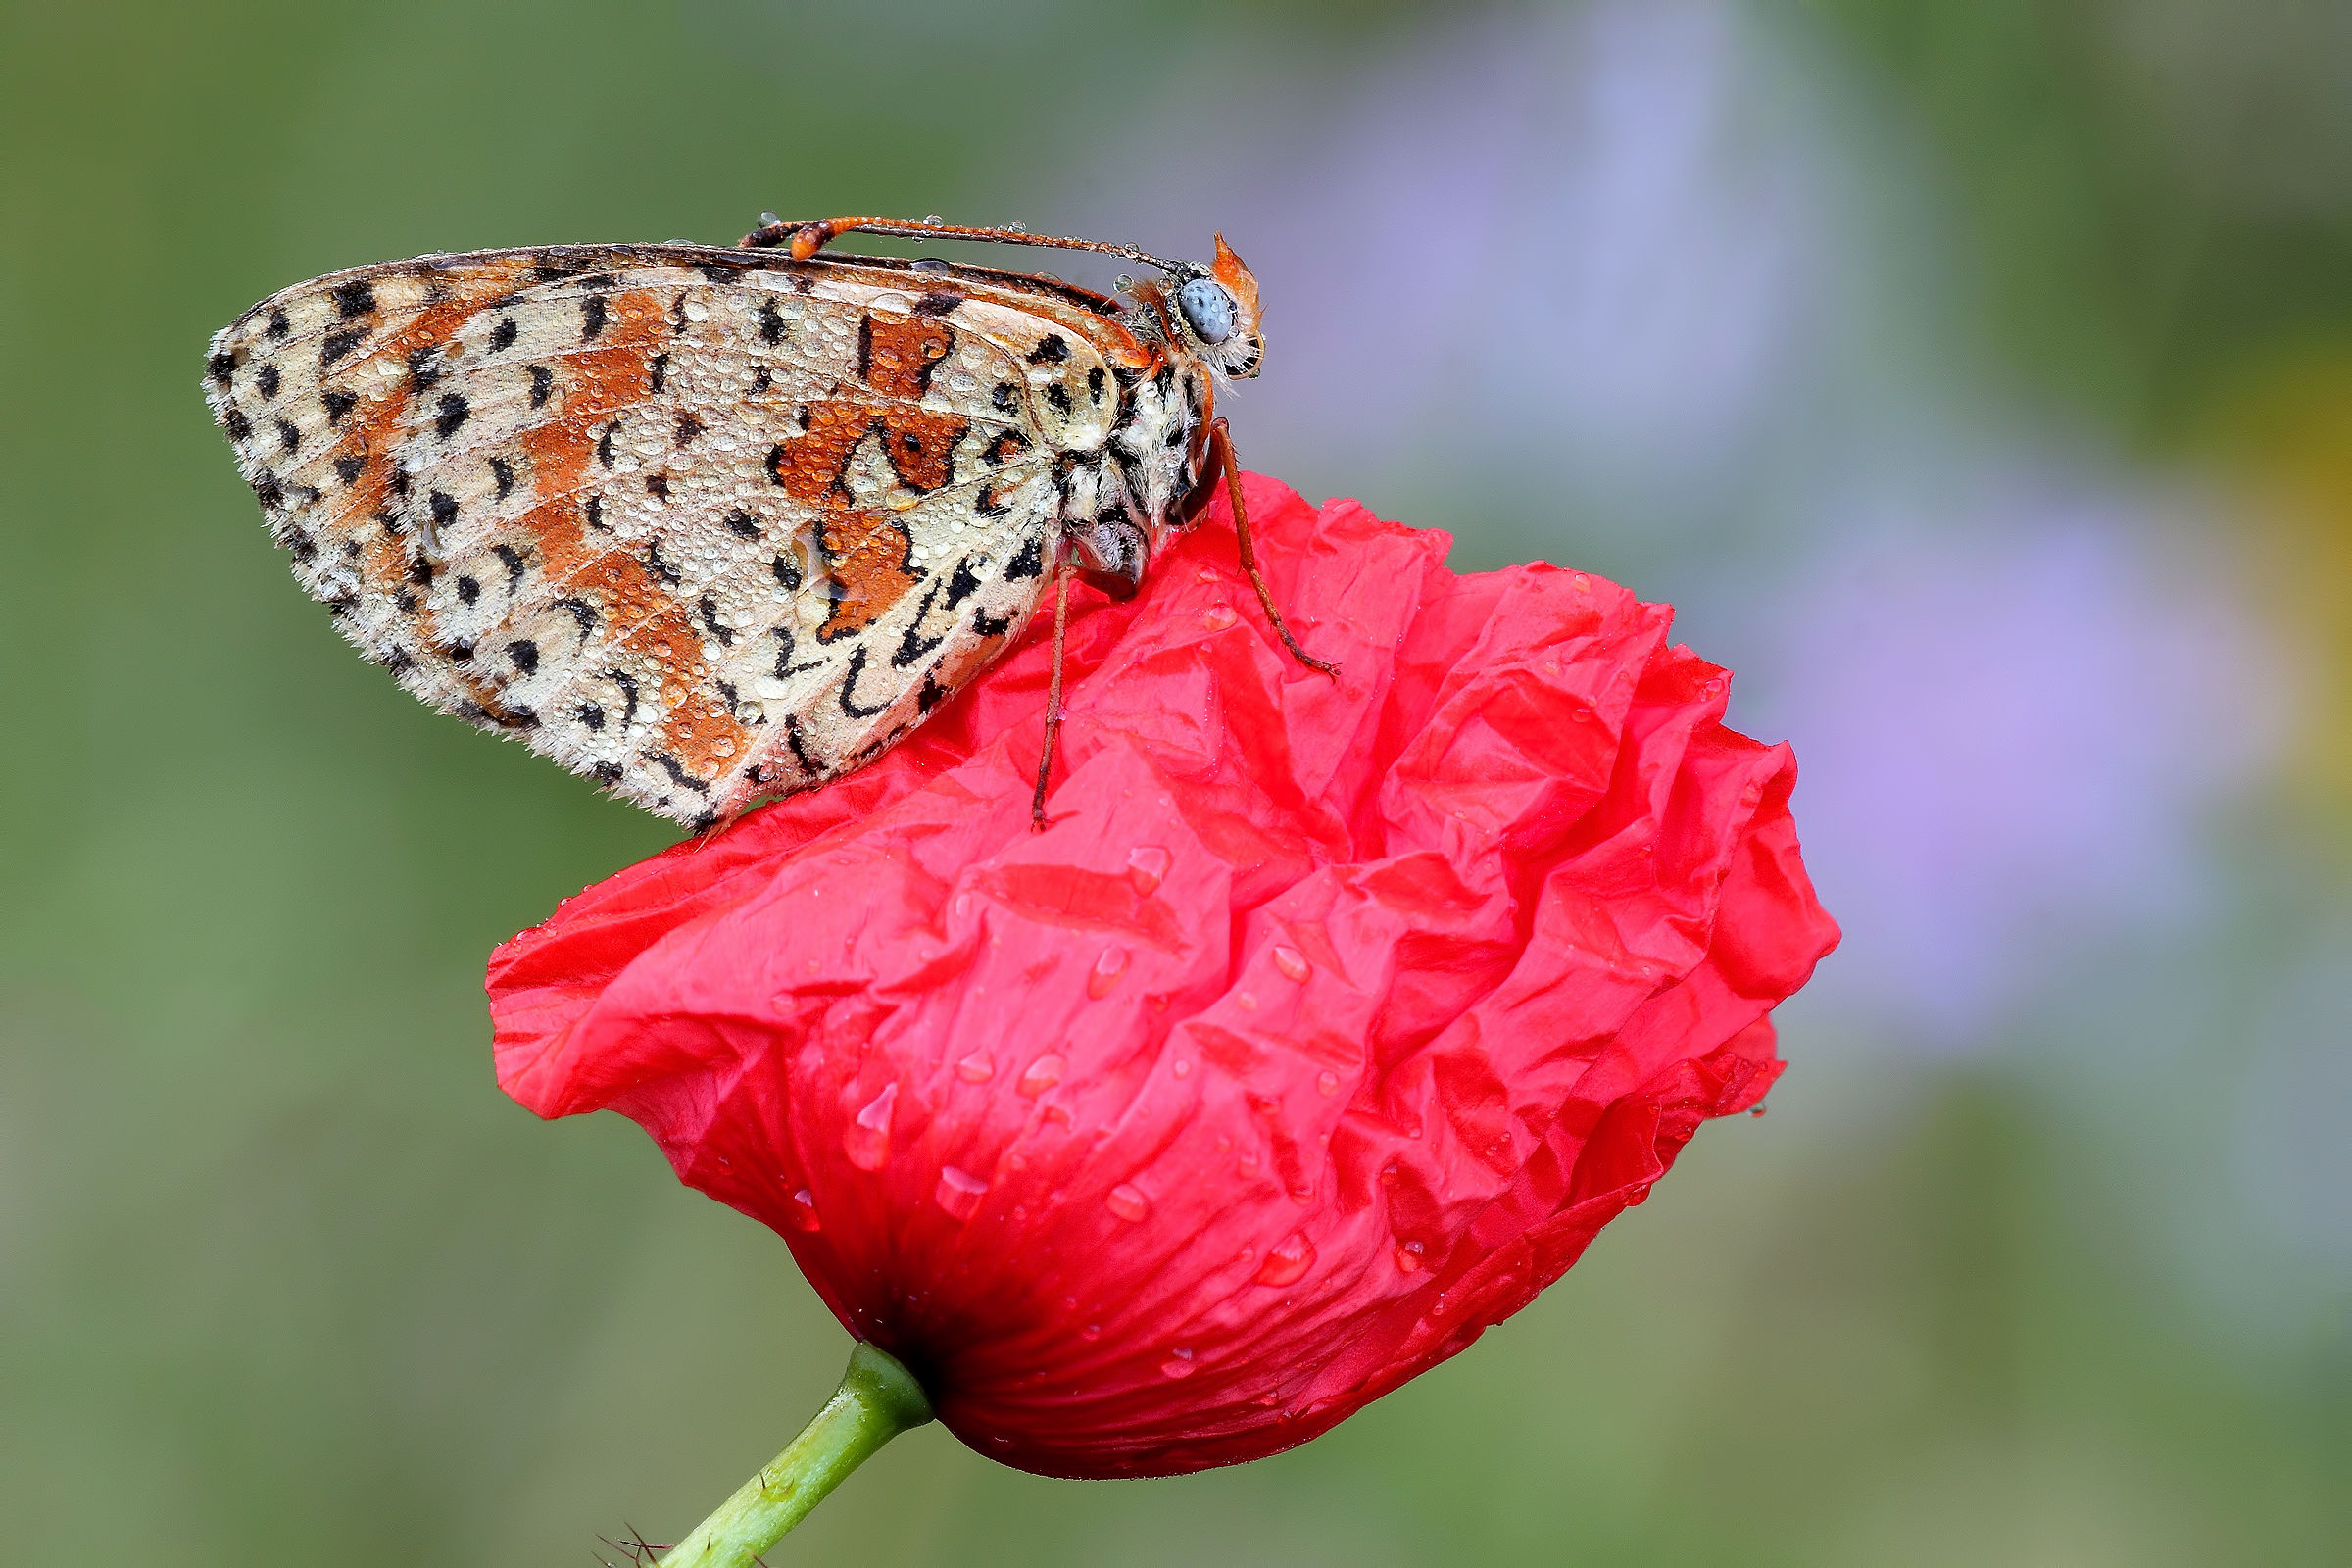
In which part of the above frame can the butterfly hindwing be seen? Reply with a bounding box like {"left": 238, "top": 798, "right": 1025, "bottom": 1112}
{"left": 206, "top": 244, "right": 1072, "bottom": 824}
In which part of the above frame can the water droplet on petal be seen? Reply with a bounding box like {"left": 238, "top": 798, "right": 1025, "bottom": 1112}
{"left": 934, "top": 1164, "right": 988, "bottom": 1220}
{"left": 1255, "top": 1232, "right": 1315, "bottom": 1287}
{"left": 1080, "top": 1323, "right": 1102, "bottom": 1341}
{"left": 1171, "top": 1059, "right": 1192, "bottom": 1078}
{"left": 787, "top": 1188, "right": 820, "bottom": 1231}
{"left": 1316, "top": 1069, "right": 1340, "bottom": 1097}
{"left": 1105, "top": 1183, "right": 1149, "bottom": 1222}
{"left": 1018, "top": 1054, "right": 1064, "bottom": 1097}
{"left": 1088, "top": 944, "right": 1129, "bottom": 999}
{"left": 1235, "top": 991, "right": 1258, "bottom": 1011}
{"left": 1159, "top": 1347, "right": 1197, "bottom": 1378}
{"left": 844, "top": 1083, "right": 896, "bottom": 1170}
{"left": 1202, "top": 604, "right": 1236, "bottom": 631}
{"left": 1395, "top": 1238, "right": 1426, "bottom": 1273}
{"left": 1271, "top": 945, "right": 1310, "bottom": 982}
{"left": 956, "top": 1051, "right": 995, "bottom": 1083}
{"left": 1125, "top": 845, "right": 1169, "bottom": 896}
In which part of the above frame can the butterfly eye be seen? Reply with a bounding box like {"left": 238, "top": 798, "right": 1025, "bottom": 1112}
{"left": 1175, "top": 278, "right": 1238, "bottom": 345}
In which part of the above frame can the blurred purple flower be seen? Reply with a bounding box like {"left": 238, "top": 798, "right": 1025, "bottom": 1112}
{"left": 1082, "top": 0, "right": 1828, "bottom": 514}
{"left": 1746, "top": 480, "right": 2287, "bottom": 1044}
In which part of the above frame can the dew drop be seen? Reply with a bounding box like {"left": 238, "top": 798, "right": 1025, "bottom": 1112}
{"left": 1235, "top": 991, "right": 1258, "bottom": 1012}
{"left": 910, "top": 257, "right": 951, "bottom": 275}
{"left": 956, "top": 1051, "right": 995, "bottom": 1084}
{"left": 1171, "top": 1059, "right": 1192, "bottom": 1078}
{"left": 1018, "top": 1054, "right": 1064, "bottom": 1097}
{"left": 1395, "top": 1238, "right": 1426, "bottom": 1273}
{"left": 1159, "top": 1347, "right": 1197, "bottom": 1378}
{"left": 787, "top": 1188, "right": 820, "bottom": 1231}
{"left": 1125, "top": 845, "right": 1170, "bottom": 896}
{"left": 1105, "top": 1183, "right": 1149, "bottom": 1222}
{"left": 1088, "top": 944, "right": 1129, "bottom": 999}
{"left": 1316, "top": 1069, "right": 1340, "bottom": 1097}
{"left": 1255, "top": 1232, "right": 1315, "bottom": 1287}
{"left": 843, "top": 1082, "right": 896, "bottom": 1170}
{"left": 1202, "top": 604, "right": 1236, "bottom": 631}
{"left": 934, "top": 1164, "right": 988, "bottom": 1220}
{"left": 1080, "top": 1323, "right": 1102, "bottom": 1341}
{"left": 1271, "top": 945, "right": 1310, "bottom": 982}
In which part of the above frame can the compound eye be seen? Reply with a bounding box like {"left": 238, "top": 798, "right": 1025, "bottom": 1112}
{"left": 1175, "top": 278, "right": 1238, "bottom": 345}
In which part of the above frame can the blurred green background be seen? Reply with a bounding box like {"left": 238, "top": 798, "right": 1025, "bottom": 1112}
{"left": 4, "top": 1, "right": 2347, "bottom": 1562}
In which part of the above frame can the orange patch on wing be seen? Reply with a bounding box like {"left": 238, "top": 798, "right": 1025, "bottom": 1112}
{"left": 814, "top": 508, "right": 921, "bottom": 643}
{"left": 768, "top": 403, "right": 869, "bottom": 503}
{"left": 861, "top": 315, "right": 954, "bottom": 399}
{"left": 876, "top": 406, "right": 968, "bottom": 492}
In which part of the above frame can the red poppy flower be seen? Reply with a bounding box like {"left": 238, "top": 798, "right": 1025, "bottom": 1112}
{"left": 488, "top": 473, "right": 1838, "bottom": 1481}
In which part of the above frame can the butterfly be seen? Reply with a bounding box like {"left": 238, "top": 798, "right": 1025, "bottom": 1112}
{"left": 203, "top": 215, "right": 1334, "bottom": 832}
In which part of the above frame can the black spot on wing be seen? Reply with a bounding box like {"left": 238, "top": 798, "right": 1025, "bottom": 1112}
{"left": 945, "top": 556, "right": 983, "bottom": 608}
{"left": 332, "top": 280, "right": 376, "bottom": 319}
{"left": 1026, "top": 333, "right": 1068, "bottom": 365}
{"left": 489, "top": 316, "right": 518, "bottom": 352}
{"left": 529, "top": 364, "right": 554, "bottom": 409}
{"left": 256, "top": 364, "right": 279, "bottom": 399}
{"left": 322, "top": 388, "right": 357, "bottom": 423}
{"left": 581, "top": 294, "right": 608, "bottom": 340}
{"left": 435, "top": 393, "right": 469, "bottom": 439}
{"left": 489, "top": 455, "right": 514, "bottom": 499}
{"left": 1005, "top": 535, "right": 1043, "bottom": 580}
{"left": 892, "top": 580, "right": 944, "bottom": 668}
{"left": 646, "top": 752, "right": 710, "bottom": 794}
{"left": 837, "top": 646, "right": 891, "bottom": 718}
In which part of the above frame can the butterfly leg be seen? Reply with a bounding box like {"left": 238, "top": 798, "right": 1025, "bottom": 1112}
{"left": 1031, "top": 553, "right": 1075, "bottom": 831}
{"left": 1208, "top": 417, "right": 1339, "bottom": 678}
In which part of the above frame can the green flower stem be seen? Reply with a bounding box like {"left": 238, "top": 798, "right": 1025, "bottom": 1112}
{"left": 658, "top": 1343, "right": 934, "bottom": 1567}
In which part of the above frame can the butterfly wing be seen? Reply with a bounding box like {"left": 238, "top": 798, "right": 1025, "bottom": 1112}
{"left": 204, "top": 244, "right": 1073, "bottom": 826}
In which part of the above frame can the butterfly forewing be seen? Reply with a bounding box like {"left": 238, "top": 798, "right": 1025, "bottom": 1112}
{"left": 206, "top": 244, "right": 1079, "bottom": 825}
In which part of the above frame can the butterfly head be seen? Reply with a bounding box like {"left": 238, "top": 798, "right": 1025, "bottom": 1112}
{"left": 1161, "top": 234, "right": 1262, "bottom": 379}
